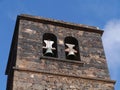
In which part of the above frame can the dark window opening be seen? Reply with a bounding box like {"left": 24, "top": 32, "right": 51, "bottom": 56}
{"left": 64, "top": 36, "right": 80, "bottom": 60}
{"left": 43, "top": 33, "right": 57, "bottom": 57}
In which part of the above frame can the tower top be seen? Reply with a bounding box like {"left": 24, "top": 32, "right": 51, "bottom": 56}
{"left": 17, "top": 14, "right": 103, "bottom": 35}
{"left": 5, "top": 14, "right": 115, "bottom": 90}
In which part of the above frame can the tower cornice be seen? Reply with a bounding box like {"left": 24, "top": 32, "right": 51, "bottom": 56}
{"left": 18, "top": 14, "right": 104, "bottom": 35}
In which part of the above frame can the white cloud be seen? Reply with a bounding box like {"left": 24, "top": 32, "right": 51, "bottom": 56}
{"left": 102, "top": 19, "right": 120, "bottom": 81}
{"left": 102, "top": 19, "right": 120, "bottom": 62}
{"left": 103, "top": 20, "right": 120, "bottom": 46}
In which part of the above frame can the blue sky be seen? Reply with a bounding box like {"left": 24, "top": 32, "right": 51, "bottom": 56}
{"left": 0, "top": 0, "right": 120, "bottom": 90}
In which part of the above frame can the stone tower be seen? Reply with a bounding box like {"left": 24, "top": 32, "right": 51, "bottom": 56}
{"left": 6, "top": 14, "right": 115, "bottom": 90}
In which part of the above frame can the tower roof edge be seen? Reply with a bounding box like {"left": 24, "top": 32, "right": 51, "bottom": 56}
{"left": 18, "top": 14, "right": 104, "bottom": 35}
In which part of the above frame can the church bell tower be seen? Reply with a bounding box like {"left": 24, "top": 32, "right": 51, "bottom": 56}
{"left": 6, "top": 14, "right": 115, "bottom": 90}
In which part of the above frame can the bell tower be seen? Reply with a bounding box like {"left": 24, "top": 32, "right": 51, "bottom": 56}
{"left": 6, "top": 14, "right": 115, "bottom": 90}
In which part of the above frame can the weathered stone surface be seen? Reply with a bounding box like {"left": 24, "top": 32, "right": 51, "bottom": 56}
{"left": 13, "top": 71, "right": 114, "bottom": 90}
{"left": 6, "top": 15, "right": 115, "bottom": 90}
{"left": 16, "top": 20, "right": 110, "bottom": 79}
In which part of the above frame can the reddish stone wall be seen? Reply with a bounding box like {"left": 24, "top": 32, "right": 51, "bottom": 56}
{"left": 6, "top": 15, "right": 115, "bottom": 90}
{"left": 13, "top": 71, "right": 114, "bottom": 90}
{"left": 16, "top": 19, "right": 110, "bottom": 79}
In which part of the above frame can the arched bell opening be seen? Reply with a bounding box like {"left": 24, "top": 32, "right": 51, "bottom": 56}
{"left": 43, "top": 33, "right": 58, "bottom": 57}
{"left": 64, "top": 36, "right": 80, "bottom": 60}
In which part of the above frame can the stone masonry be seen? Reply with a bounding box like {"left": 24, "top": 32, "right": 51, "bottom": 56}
{"left": 5, "top": 14, "right": 115, "bottom": 90}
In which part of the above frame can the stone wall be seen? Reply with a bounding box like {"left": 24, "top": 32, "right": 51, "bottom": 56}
{"left": 13, "top": 71, "right": 114, "bottom": 90}
{"left": 5, "top": 14, "right": 116, "bottom": 90}
{"left": 16, "top": 19, "right": 110, "bottom": 79}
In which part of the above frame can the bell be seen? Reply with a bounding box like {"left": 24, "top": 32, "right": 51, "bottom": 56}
{"left": 65, "top": 43, "right": 77, "bottom": 57}
{"left": 68, "top": 50, "right": 75, "bottom": 56}
{"left": 43, "top": 40, "right": 56, "bottom": 56}
{"left": 45, "top": 48, "right": 54, "bottom": 56}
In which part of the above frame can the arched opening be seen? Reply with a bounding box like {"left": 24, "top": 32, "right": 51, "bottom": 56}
{"left": 43, "top": 33, "right": 57, "bottom": 57}
{"left": 64, "top": 36, "right": 80, "bottom": 60}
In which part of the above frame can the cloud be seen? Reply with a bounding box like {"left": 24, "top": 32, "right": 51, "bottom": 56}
{"left": 102, "top": 19, "right": 120, "bottom": 88}
{"left": 102, "top": 19, "right": 120, "bottom": 63}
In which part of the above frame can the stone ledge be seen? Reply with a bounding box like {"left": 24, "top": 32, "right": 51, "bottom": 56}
{"left": 40, "top": 56, "right": 84, "bottom": 66}
{"left": 17, "top": 14, "right": 104, "bottom": 35}
{"left": 13, "top": 67, "right": 116, "bottom": 84}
